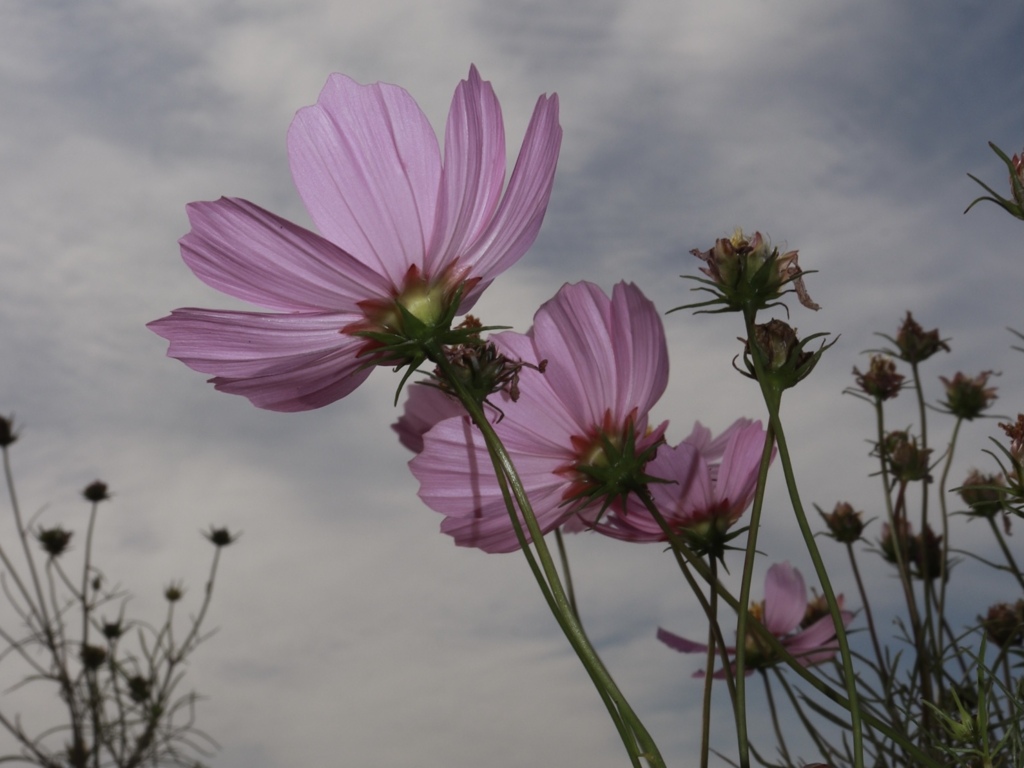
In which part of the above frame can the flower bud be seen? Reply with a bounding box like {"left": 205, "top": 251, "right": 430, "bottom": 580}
{"left": 127, "top": 675, "right": 152, "bottom": 703}
{"left": 820, "top": 502, "right": 866, "bottom": 543}
{"left": 742, "top": 319, "right": 833, "bottom": 391}
{"left": 79, "top": 644, "right": 107, "bottom": 670}
{"left": 965, "top": 142, "right": 1024, "bottom": 220}
{"left": 164, "top": 581, "right": 185, "bottom": 602}
{"left": 203, "top": 526, "right": 239, "bottom": 547}
{"left": 686, "top": 230, "right": 818, "bottom": 313}
{"left": 879, "top": 519, "right": 916, "bottom": 566}
{"left": 0, "top": 415, "right": 18, "bottom": 447}
{"left": 913, "top": 525, "right": 943, "bottom": 582}
{"left": 882, "top": 430, "right": 931, "bottom": 483}
{"left": 37, "top": 527, "right": 73, "bottom": 557}
{"left": 959, "top": 470, "right": 1006, "bottom": 518}
{"left": 981, "top": 601, "right": 1024, "bottom": 648}
{"left": 852, "top": 356, "right": 904, "bottom": 401}
{"left": 892, "top": 312, "right": 949, "bottom": 364}
{"left": 82, "top": 481, "right": 110, "bottom": 503}
{"left": 999, "top": 415, "right": 1024, "bottom": 463}
{"left": 939, "top": 371, "right": 997, "bottom": 420}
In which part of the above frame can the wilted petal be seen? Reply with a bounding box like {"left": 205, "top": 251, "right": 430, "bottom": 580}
{"left": 288, "top": 74, "right": 442, "bottom": 285}
{"left": 148, "top": 309, "right": 370, "bottom": 412}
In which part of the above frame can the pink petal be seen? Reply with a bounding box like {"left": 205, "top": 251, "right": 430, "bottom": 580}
{"left": 785, "top": 607, "right": 852, "bottom": 666}
{"left": 392, "top": 383, "right": 466, "bottom": 453}
{"left": 458, "top": 91, "right": 561, "bottom": 300}
{"left": 763, "top": 562, "right": 807, "bottom": 636}
{"left": 532, "top": 282, "right": 668, "bottom": 430}
{"left": 179, "top": 198, "right": 393, "bottom": 312}
{"left": 657, "top": 627, "right": 708, "bottom": 654}
{"left": 148, "top": 309, "right": 371, "bottom": 412}
{"left": 411, "top": 414, "right": 572, "bottom": 552}
{"left": 287, "top": 74, "right": 442, "bottom": 286}
{"left": 426, "top": 66, "right": 506, "bottom": 277}
{"left": 714, "top": 420, "right": 769, "bottom": 519}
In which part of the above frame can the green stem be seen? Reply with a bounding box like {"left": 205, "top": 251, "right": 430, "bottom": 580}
{"left": 742, "top": 310, "right": 865, "bottom": 768}
{"left": 733, "top": 411, "right": 778, "bottom": 768}
{"left": 428, "top": 344, "right": 664, "bottom": 768}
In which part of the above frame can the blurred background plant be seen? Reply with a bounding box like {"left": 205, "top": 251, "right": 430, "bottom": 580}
{"left": 0, "top": 415, "right": 236, "bottom": 768}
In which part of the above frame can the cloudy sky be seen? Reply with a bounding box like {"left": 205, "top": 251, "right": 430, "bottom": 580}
{"left": 1, "top": 0, "right": 1022, "bottom": 766}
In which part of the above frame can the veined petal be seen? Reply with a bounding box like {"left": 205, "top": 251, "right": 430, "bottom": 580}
{"left": 458, "top": 91, "right": 561, "bottom": 300}
{"left": 426, "top": 66, "right": 506, "bottom": 277}
{"left": 148, "top": 309, "right": 371, "bottom": 412}
{"left": 534, "top": 282, "right": 667, "bottom": 428}
{"left": 180, "top": 198, "right": 393, "bottom": 312}
{"left": 411, "top": 414, "right": 572, "bottom": 552}
{"left": 288, "top": 74, "right": 442, "bottom": 285}
{"left": 763, "top": 562, "right": 807, "bottom": 636}
{"left": 715, "top": 420, "right": 768, "bottom": 517}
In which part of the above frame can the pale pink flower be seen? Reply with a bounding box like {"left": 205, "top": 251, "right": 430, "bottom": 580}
{"left": 149, "top": 66, "right": 561, "bottom": 412}
{"left": 658, "top": 562, "right": 852, "bottom": 676}
{"left": 401, "top": 281, "right": 669, "bottom": 553}
{"left": 580, "top": 419, "right": 769, "bottom": 543}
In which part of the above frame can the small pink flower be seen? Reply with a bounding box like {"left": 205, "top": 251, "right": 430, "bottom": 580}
{"left": 149, "top": 66, "right": 561, "bottom": 412}
{"left": 658, "top": 562, "right": 852, "bottom": 676}
{"left": 400, "top": 281, "right": 669, "bottom": 553}
{"left": 580, "top": 419, "right": 769, "bottom": 544}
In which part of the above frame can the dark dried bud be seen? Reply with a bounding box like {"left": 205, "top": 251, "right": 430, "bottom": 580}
{"left": 913, "top": 525, "right": 944, "bottom": 582}
{"left": 853, "top": 356, "right": 904, "bottom": 401}
{"left": 959, "top": 470, "right": 1006, "bottom": 518}
{"left": 883, "top": 430, "right": 932, "bottom": 483}
{"left": 82, "top": 481, "right": 110, "bottom": 503}
{"left": 164, "top": 582, "right": 185, "bottom": 602}
{"left": 102, "top": 621, "right": 123, "bottom": 640}
{"left": 980, "top": 601, "right": 1024, "bottom": 648}
{"left": 80, "top": 644, "right": 107, "bottom": 670}
{"left": 127, "top": 675, "right": 152, "bottom": 703}
{"left": 821, "top": 502, "right": 866, "bottom": 543}
{"left": 940, "top": 371, "right": 998, "bottom": 420}
{"left": 880, "top": 519, "right": 916, "bottom": 566}
{"left": 37, "top": 526, "right": 73, "bottom": 557}
{"left": 203, "top": 526, "right": 239, "bottom": 547}
{"left": 893, "top": 312, "right": 949, "bottom": 363}
{"left": 0, "top": 415, "right": 18, "bottom": 447}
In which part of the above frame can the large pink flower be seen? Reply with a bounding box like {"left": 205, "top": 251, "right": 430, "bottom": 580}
{"left": 400, "top": 281, "right": 669, "bottom": 553}
{"left": 658, "top": 562, "right": 853, "bottom": 676}
{"left": 149, "top": 66, "right": 561, "bottom": 412}
{"left": 580, "top": 419, "right": 769, "bottom": 543}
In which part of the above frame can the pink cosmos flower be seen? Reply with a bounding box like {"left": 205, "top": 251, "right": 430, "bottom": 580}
{"left": 399, "top": 281, "right": 669, "bottom": 553}
{"left": 578, "top": 419, "right": 769, "bottom": 544}
{"left": 658, "top": 562, "right": 853, "bottom": 676}
{"left": 148, "top": 66, "right": 561, "bottom": 412}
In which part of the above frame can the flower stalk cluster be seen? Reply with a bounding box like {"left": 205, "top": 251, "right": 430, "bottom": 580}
{"left": 0, "top": 416, "right": 235, "bottom": 768}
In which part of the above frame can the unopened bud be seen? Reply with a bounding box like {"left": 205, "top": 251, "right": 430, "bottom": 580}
{"left": 820, "top": 502, "right": 865, "bottom": 544}
{"left": 82, "top": 481, "right": 110, "bottom": 503}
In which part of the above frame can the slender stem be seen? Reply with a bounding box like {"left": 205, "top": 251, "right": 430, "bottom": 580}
{"left": 428, "top": 344, "right": 663, "bottom": 767}
{"left": 987, "top": 516, "right": 1024, "bottom": 591}
{"left": 761, "top": 671, "right": 792, "bottom": 766}
{"left": 732, "top": 412, "right": 778, "bottom": 768}
{"left": 741, "top": 310, "right": 864, "bottom": 768}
